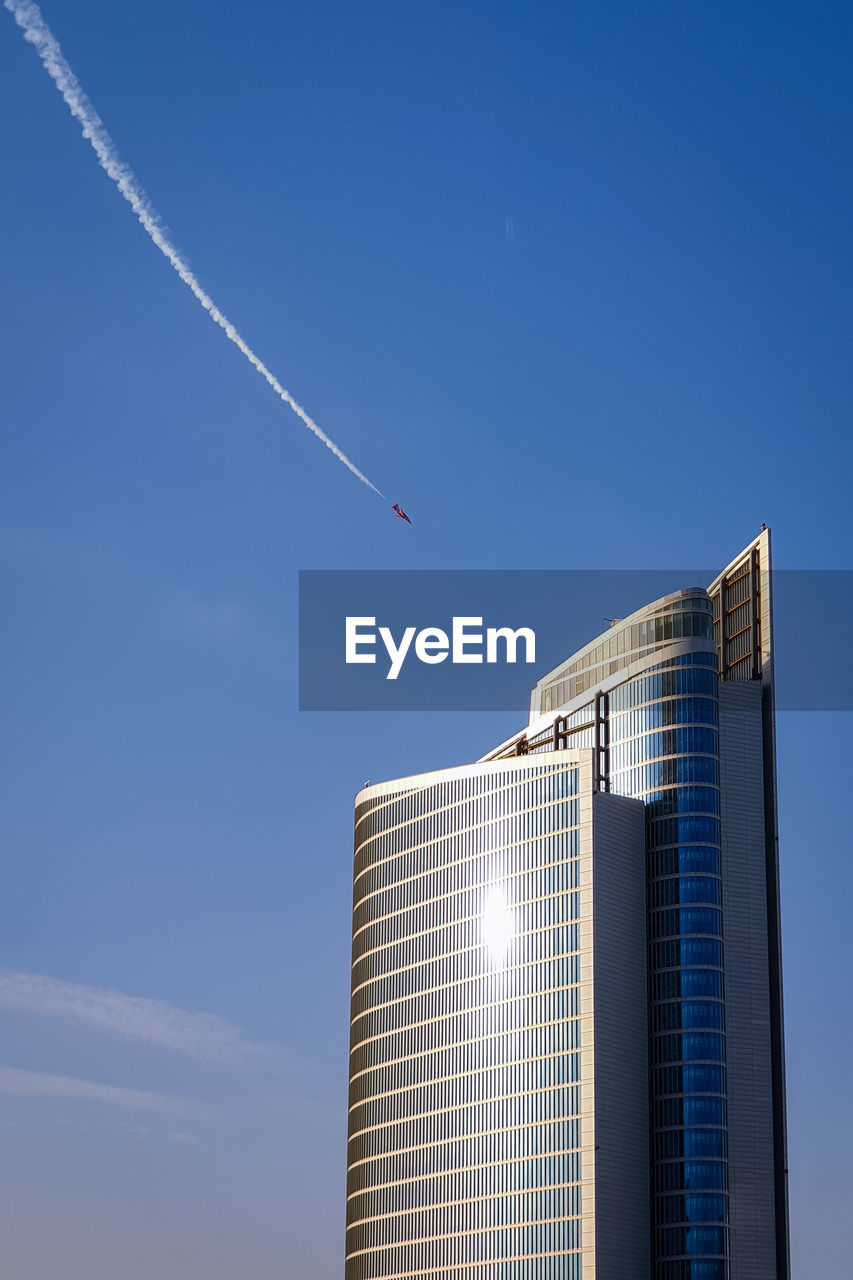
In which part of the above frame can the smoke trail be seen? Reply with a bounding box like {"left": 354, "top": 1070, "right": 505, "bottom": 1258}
{"left": 4, "top": 0, "right": 384, "bottom": 497}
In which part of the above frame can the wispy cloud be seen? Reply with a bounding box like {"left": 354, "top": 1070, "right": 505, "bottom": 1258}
{"left": 0, "top": 1064, "right": 199, "bottom": 1115}
{"left": 0, "top": 972, "right": 260, "bottom": 1064}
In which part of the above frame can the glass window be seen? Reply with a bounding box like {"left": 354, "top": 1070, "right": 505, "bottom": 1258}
{"left": 684, "top": 1129, "right": 727, "bottom": 1160}
{"left": 682, "top": 1161, "right": 727, "bottom": 1191}
{"left": 682, "top": 1065, "right": 725, "bottom": 1095}
{"left": 683, "top": 1097, "right": 726, "bottom": 1127}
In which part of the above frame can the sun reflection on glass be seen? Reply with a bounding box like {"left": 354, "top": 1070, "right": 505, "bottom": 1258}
{"left": 482, "top": 888, "right": 514, "bottom": 966}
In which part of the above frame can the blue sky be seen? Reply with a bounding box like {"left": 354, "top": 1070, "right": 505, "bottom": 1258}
{"left": 1, "top": 1, "right": 851, "bottom": 1275}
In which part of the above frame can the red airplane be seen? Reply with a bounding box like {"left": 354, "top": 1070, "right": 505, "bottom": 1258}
{"left": 392, "top": 503, "right": 412, "bottom": 524}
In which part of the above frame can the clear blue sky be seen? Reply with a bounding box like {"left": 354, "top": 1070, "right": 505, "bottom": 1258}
{"left": 1, "top": 1, "right": 850, "bottom": 1275}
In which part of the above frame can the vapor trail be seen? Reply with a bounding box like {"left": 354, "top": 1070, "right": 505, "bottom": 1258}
{"left": 5, "top": 0, "right": 384, "bottom": 497}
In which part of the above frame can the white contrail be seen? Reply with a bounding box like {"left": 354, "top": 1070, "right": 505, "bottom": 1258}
{"left": 5, "top": 0, "right": 384, "bottom": 498}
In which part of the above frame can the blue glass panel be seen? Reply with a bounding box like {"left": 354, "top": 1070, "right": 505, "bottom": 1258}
{"left": 688, "top": 1261, "right": 728, "bottom": 1279}
{"left": 683, "top": 1161, "right": 728, "bottom": 1190}
{"left": 684, "top": 1193, "right": 728, "bottom": 1223}
{"left": 682, "top": 1065, "right": 725, "bottom": 1094}
{"left": 656, "top": 1192, "right": 727, "bottom": 1226}
{"left": 655, "top": 1001, "right": 725, "bottom": 1032}
{"left": 679, "top": 878, "right": 722, "bottom": 906}
{"left": 685, "top": 1226, "right": 727, "bottom": 1256}
{"left": 653, "top": 969, "right": 723, "bottom": 1001}
{"left": 604, "top": 661, "right": 727, "bottom": 1273}
{"left": 678, "top": 907, "right": 723, "bottom": 936}
{"left": 681, "top": 1032, "right": 725, "bottom": 1062}
{"left": 680, "top": 970, "right": 723, "bottom": 999}
{"left": 683, "top": 1096, "right": 726, "bottom": 1127}
{"left": 652, "top": 1063, "right": 727, "bottom": 1097}
{"left": 681, "top": 1000, "right": 725, "bottom": 1030}
{"left": 646, "top": 788, "right": 721, "bottom": 819}
{"left": 680, "top": 938, "right": 723, "bottom": 968}
{"left": 653, "top": 877, "right": 722, "bottom": 909}
{"left": 651, "top": 936, "right": 724, "bottom": 971}
{"left": 648, "top": 815, "right": 721, "bottom": 846}
{"left": 654, "top": 1031, "right": 726, "bottom": 1065}
{"left": 650, "top": 907, "right": 722, "bottom": 940}
{"left": 657, "top": 1223, "right": 728, "bottom": 1257}
{"left": 651, "top": 847, "right": 721, "bottom": 877}
{"left": 684, "top": 1129, "right": 727, "bottom": 1159}
{"left": 674, "top": 726, "right": 719, "bottom": 755}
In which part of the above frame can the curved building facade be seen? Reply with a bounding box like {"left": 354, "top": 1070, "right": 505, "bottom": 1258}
{"left": 347, "top": 529, "right": 787, "bottom": 1280}
{"left": 609, "top": 638, "right": 728, "bottom": 1275}
{"left": 347, "top": 754, "right": 647, "bottom": 1279}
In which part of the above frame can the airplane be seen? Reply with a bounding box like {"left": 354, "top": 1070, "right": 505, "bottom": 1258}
{"left": 391, "top": 503, "right": 412, "bottom": 524}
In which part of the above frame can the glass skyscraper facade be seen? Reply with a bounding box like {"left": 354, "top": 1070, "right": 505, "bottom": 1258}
{"left": 346, "top": 530, "right": 788, "bottom": 1280}
{"left": 349, "top": 758, "right": 587, "bottom": 1278}
{"left": 610, "top": 640, "right": 727, "bottom": 1274}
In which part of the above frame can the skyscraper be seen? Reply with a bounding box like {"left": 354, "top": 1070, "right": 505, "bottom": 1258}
{"left": 346, "top": 530, "right": 788, "bottom": 1280}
